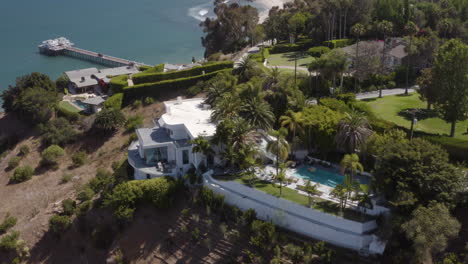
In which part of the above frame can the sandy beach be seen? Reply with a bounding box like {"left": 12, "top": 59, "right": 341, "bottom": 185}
{"left": 257, "top": 0, "right": 292, "bottom": 22}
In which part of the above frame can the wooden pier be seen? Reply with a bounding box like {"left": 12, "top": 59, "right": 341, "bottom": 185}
{"left": 39, "top": 37, "right": 151, "bottom": 68}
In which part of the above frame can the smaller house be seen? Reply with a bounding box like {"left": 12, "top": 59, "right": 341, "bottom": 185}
{"left": 81, "top": 96, "right": 107, "bottom": 113}
{"left": 341, "top": 38, "right": 408, "bottom": 70}
{"left": 65, "top": 65, "right": 140, "bottom": 94}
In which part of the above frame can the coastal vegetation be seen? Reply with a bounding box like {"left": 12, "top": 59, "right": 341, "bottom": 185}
{"left": 0, "top": 0, "right": 466, "bottom": 263}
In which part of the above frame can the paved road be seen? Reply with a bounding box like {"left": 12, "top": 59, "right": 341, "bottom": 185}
{"left": 306, "top": 88, "right": 417, "bottom": 105}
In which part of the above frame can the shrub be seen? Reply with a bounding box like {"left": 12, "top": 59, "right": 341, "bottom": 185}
{"left": 93, "top": 108, "right": 126, "bottom": 133}
{"left": 0, "top": 231, "right": 20, "bottom": 251}
{"left": 61, "top": 174, "right": 73, "bottom": 184}
{"left": 319, "top": 98, "right": 351, "bottom": 113}
{"left": 336, "top": 93, "right": 356, "bottom": 104}
{"left": 308, "top": 46, "right": 331, "bottom": 57}
{"left": 323, "top": 39, "right": 354, "bottom": 49}
{"left": 72, "top": 151, "right": 87, "bottom": 167}
{"left": 62, "top": 199, "right": 76, "bottom": 216}
{"left": 243, "top": 209, "right": 257, "bottom": 225}
{"left": 191, "top": 227, "right": 200, "bottom": 240}
{"left": 109, "top": 75, "right": 128, "bottom": 93}
{"left": 144, "top": 97, "right": 155, "bottom": 105}
{"left": 103, "top": 93, "right": 123, "bottom": 110}
{"left": 123, "top": 69, "right": 231, "bottom": 101}
{"left": 207, "top": 52, "right": 223, "bottom": 61}
{"left": 269, "top": 39, "right": 315, "bottom": 54}
{"left": 125, "top": 114, "right": 144, "bottom": 132}
{"left": 132, "top": 61, "right": 233, "bottom": 84}
{"left": 11, "top": 166, "right": 33, "bottom": 183}
{"left": 132, "top": 100, "right": 142, "bottom": 109}
{"left": 89, "top": 169, "right": 113, "bottom": 193}
{"left": 41, "top": 145, "right": 65, "bottom": 166}
{"left": 18, "top": 145, "right": 29, "bottom": 156}
{"left": 250, "top": 220, "right": 276, "bottom": 251}
{"left": 77, "top": 200, "right": 92, "bottom": 216}
{"left": 104, "top": 177, "right": 180, "bottom": 220}
{"left": 39, "top": 118, "right": 78, "bottom": 146}
{"left": 0, "top": 214, "right": 17, "bottom": 234}
{"left": 49, "top": 215, "right": 71, "bottom": 235}
{"left": 187, "top": 80, "right": 205, "bottom": 96}
{"left": 77, "top": 186, "right": 95, "bottom": 202}
{"left": 8, "top": 157, "right": 21, "bottom": 169}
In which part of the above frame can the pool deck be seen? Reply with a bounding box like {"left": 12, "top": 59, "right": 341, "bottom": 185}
{"left": 256, "top": 164, "right": 371, "bottom": 209}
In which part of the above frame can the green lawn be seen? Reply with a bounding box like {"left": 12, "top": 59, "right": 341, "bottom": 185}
{"left": 365, "top": 93, "right": 468, "bottom": 140}
{"left": 229, "top": 177, "right": 373, "bottom": 223}
{"left": 58, "top": 101, "right": 81, "bottom": 113}
{"left": 266, "top": 52, "right": 315, "bottom": 68}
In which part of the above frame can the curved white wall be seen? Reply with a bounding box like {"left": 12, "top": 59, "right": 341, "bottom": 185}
{"left": 203, "top": 172, "right": 383, "bottom": 253}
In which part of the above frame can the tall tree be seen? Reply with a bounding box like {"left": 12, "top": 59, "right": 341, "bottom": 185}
{"left": 279, "top": 110, "right": 304, "bottom": 145}
{"left": 340, "top": 153, "right": 363, "bottom": 182}
{"left": 416, "top": 68, "right": 437, "bottom": 110}
{"left": 190, "top": 136, "right": 214, "bottom": 167}
{"left": 403, "top": 21, "right": 419, "bottom": 95}
{"left": 240, "top": 97, "right": 275, "bottom": 130}
{"left": 402, "top": 203, "right": 461, "bottom": 264}
{"left": 200, "top": 2, "right": 259, "bottom": 56}
{"left": 432, "top": 39, "right": 468, "bottom": 137}
{"left": 266, "top": 128, "right": 290, "bottom": 177}
{"left": 350, "top": 23, "right": 366, "bottom": 92}
{"left": 376, "top": 20, "right": 393, "bottom": 98}
{"left": 374, "top": 138, "right": 464, "bottom": 213}
{"left": 335, "top": 113, "right": 372, "bottom": 153}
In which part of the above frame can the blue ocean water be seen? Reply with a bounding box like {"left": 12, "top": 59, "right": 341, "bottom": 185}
{"left": 0, "top": 0, "right": 263, "bottom": 96}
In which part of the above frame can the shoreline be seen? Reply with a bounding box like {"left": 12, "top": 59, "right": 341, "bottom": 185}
{"left": 256, "top": 0, "right": 291, "bottom": 23}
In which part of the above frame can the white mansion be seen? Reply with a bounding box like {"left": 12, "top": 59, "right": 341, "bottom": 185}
{"left": 128, "top": 97, "right": 219, "bottom": 179}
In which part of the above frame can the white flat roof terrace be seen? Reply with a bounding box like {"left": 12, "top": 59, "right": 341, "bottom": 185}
{"left": 160, "top": 98, "right": 216, "bottom": 139}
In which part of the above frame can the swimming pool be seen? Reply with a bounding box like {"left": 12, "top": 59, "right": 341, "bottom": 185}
{"left": 292, "top": 166, "right": 370, "bottom": 188}
{"left": 73, "top": 100, "right": 86, "bottom": 110}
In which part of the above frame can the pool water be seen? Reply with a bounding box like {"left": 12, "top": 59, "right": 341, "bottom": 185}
{"left": 293, "top": 166, "right": 370, "bottom": 188}
{"left": 73, "top": 100, "right": 87, "bottom": 110}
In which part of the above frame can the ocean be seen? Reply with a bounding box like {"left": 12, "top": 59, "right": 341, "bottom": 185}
{"left": 0, "top": 0, "right": 264, "bottom": 96}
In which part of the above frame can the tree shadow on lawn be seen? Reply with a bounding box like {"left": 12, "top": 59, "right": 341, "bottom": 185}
{"left": 397, "top": 108, "right": 440, "bottom": 122}
{"left": 360, "top": 97, "right": 378, "bottom": 102}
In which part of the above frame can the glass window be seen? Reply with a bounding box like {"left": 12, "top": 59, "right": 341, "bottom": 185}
{"left": 182, "top": 149, "right": 189, "bottom": 164}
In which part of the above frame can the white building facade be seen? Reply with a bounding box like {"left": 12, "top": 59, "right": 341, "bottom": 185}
{"left": 128, "top": 98, "right": 218, "bottom": 180}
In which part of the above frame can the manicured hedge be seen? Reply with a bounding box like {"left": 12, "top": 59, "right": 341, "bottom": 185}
{"left": 124, "top": 69, "right": 232, "bottom": 101}
{"left": 142, "top": 64, "right": 165, "bottom": 74}
{"left": 323, "top": 39, "right": 354, "bottom": 49}
{"left": 307, "top": 46, "right": 330, "bottom": 57}
{"left": 269, "top": 39, "right": 315, "bottom": 54}
{"left": 132, "top": 61, "right": 234, "bottom": 85}
{"left": 103, "top": 93, "right": 123, "bottom": 110}
{"left": 109, "top": 75, "right": 128, "bottom": 93}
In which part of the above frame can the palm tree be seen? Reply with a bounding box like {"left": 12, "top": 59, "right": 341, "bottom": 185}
{"left": 404, "top": 22, "right": 418, "bottom": 95}
{"left": 204, "top": 72, "right": 238, "bottom": 106}
{"left": 350, "top": 23, "right": 366, "bottom": 92}
{"left": 240, "top": 97, "right": 275, "bottom": 130}
{"left": 335, "top": 113, "right": 372, "bottom": 153}
{"left": 377, "top": 20, "right": 393, "bottom": 98}
{"left": 235, "top": 56, "right": 256, "bottom": 82}
{"left": 280, "top": 110, "right": 304, "bottom": 155}
{"left": 340, "top": 153, "right": 363, "bottom": 181}
{"left": 276, "top": 164, "right": 287, "bottom": 197}
{"left": 266, "top": 128, "right": 290, "bottom": 176}
{"left": 308, "top": 58, "right": 321, "bottom": 98}
{"left": 211, "top": 94, "right": 241, "bottom": 122}
{"left": 190, "top": 136, "right": 214, "bottom": 168}
{"left": 331, "top": 174, "right": 356, "bottom": 212}
{"left": 304, "top": 180, "right": 319, "bottom": 207}
{"left": 356, "top": 184, "right": 373, "bottom": 214}
{"left": 263, "top": 66, "right": 281, "bottom": 91}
